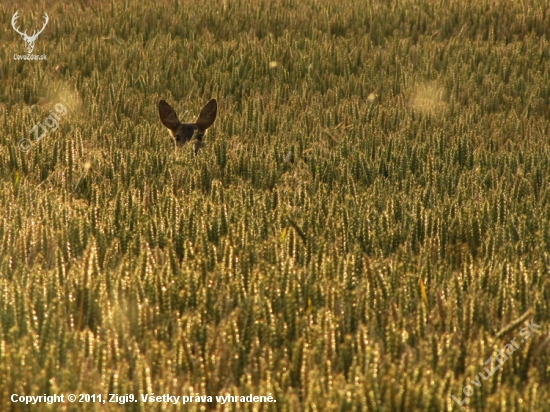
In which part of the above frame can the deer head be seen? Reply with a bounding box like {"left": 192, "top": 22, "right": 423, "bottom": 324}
{"left": 12, "top": 11, "right": 49, "bottom": 55}
{"left": 159, "top": 99, "right": 218, "bottom": 154}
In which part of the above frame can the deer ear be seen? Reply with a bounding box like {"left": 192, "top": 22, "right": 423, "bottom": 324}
{"left": 159, "top": 100, "right": 181, "bottom": 130}
{"left": 195, "top": 99, "right": 217, "bottom": 130}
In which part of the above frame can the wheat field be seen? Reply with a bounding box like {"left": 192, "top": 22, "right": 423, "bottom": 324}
{"left": 1, "top": 0, "right": 550, "bottom": 410}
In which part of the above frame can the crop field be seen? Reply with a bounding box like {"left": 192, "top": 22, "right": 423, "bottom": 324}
{"left": 1, "top": 0, "right": 550, "bottom": 410}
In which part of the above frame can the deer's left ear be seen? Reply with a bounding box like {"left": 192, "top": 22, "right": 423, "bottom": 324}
{"left": 195, "top": 99, "right": 217, "bottom": 130}
{"left": 159, "top": 100, "right": 181, "bottom": 131}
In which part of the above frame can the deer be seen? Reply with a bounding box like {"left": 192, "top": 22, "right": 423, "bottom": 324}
{"left": 158, "top": 99, "right": 217, "bottom": 154}
{"left": 12, "top": 11, "right": 49, "bottom": 55}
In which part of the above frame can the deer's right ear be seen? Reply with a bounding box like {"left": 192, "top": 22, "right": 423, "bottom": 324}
{"left": 195, "top": 99, "right": 217, "bottom": 130}
{"left": 158, "top": 100, "right": 181, "bottom": 130}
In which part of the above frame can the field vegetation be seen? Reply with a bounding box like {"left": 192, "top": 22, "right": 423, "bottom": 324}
{"left": 1, "top": 0, "right": 550, "bottom": 410}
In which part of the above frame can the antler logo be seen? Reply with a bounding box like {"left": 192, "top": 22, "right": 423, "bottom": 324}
{"left": 11, "top": 11, "right": 49, "bottom": 55}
